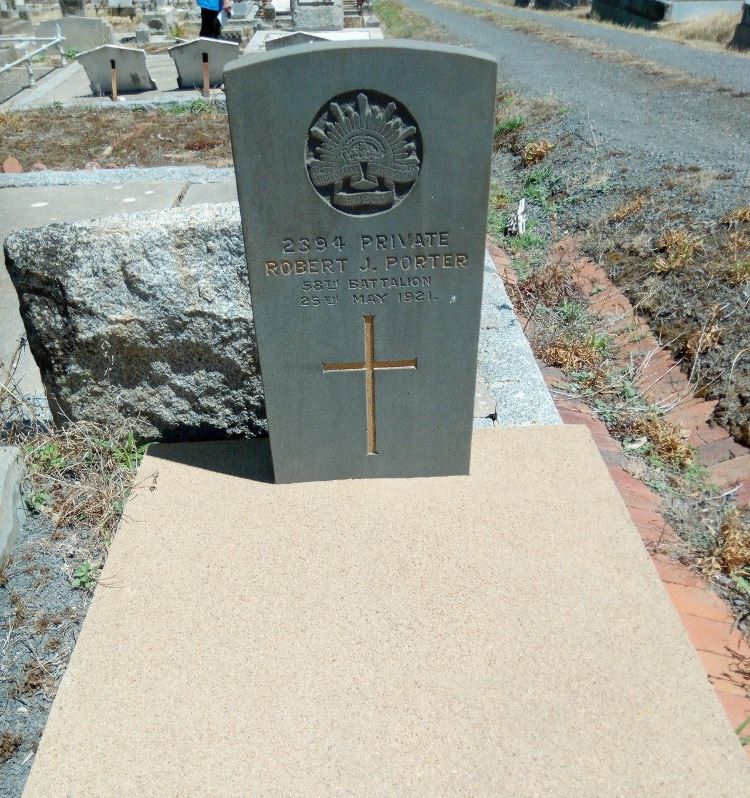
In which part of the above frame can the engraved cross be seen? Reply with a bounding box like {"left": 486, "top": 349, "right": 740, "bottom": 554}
{"left": 323, "top": 315, "right": 417, "bottom": 455}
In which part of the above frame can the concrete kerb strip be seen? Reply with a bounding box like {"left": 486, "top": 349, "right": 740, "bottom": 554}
{"left": 3, "top": 92, "right": 228, "bottom": 112}
{"left": 477, "top": 251, "right": 560, "bottom": 427}
{"left": 0, "top": 446, "right": 25, "bottom": 565}
{"left": 0, "top": 166, "right": 236, "bottom": 189}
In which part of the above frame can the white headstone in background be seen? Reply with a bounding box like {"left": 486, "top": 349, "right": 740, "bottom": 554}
{"left": 77, "top": 44, "right": 157, "bottom": 94}
{"left": 168, "top": 37, "right": 239, "bottom": 88}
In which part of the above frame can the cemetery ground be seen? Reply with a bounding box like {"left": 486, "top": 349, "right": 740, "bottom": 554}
{"left": 0, "top": 3, "right": 750, "bottom": 794}
{"left": 0, "top": 101, "right": 231, "bottom": 169}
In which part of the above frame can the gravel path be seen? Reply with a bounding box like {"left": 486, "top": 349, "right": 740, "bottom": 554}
{"left": 402, "top": 0, "right": 750, "bottom": 175}
{"left": 453, "top": 0, "right": 750, "bottom": 93}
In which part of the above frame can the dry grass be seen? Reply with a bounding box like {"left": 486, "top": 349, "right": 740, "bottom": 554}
{"left": 704, "top": 508, "right": 750, "bottom": 577}
{"left": 653, "top": 229, "right": 703, "bottom": 273}
{"left": 661, "top": 12, "right": 741, "bottom": 46}
{"left": 724, "top": 206, "right": 750, "bottom": 226}
{"left": 1, "top": 340, "right": 151, "bottom": 567}
{"left": 510, "top": 258, "right": 580, "bottom": 308}
{"left": 522, "top": 138, "right": 554, "bottom": 166}
{"left": 610, "top": 192, "right": 649, "bottom": 222}
{"left": 0, "top": 732, "right": 22, "bottom": 764}
{"left": 372, "top": 0, "right": 455, "bottom": 40}
{"left": 0, "top": 104, "right": 231, "bottom": 171}
{"left": 619, "top": 412, "right": 694, "bottom": 468}
{"left": 20, "top": 422, "right": 149, "bottom": 549}
{"left": 538, "top": 337, "right": 607, "bottom": 376}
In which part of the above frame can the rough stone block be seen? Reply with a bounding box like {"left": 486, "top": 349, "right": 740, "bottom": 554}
{"left": 0, "top": 447, "right": 24, "bottom": 565}
{"left": 4, "top": 204, "right": 266, "bottom": 443}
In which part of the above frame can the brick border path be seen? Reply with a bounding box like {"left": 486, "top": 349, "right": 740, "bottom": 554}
{"left": 487, "top": 242, "right": 750, "bottom": 755}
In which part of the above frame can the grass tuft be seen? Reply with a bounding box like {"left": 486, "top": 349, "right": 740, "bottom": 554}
{"left": 522, "top": 138, "right": 554, "bottom": 166}
{"left": 703, "top": 508, "right": 750, "bottom": 581}
{"left": 610, "top": 192, "right": 649, "bottom": 222}
{"left": 653, "top": 229, "right": 703, "bottom": 273}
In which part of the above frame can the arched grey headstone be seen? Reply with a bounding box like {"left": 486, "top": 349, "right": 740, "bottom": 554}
{"left": 225, "top": 42, "right": 497, "bottom": 482}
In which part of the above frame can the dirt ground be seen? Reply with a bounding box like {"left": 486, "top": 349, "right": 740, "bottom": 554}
{"left": 0, "top": 104, "right": 232, "bottom": 171}
{"left": 0, "top": 514, "right": 92, "bottom": 797}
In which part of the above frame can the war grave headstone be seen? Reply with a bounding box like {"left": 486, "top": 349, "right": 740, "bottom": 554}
{"left": 226, "top": 42, "right": 496, "bottom": 483}
{"left": 77, "top": 44, "right": 156, "bottom": 94}
{"left": 36, "top": 16, "right": 114, "bottom": 50}
{"left": 169, "top": 37, "right": 239, "bottom": 88}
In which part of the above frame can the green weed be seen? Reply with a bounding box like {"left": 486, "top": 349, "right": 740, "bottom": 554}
{"left": 494, "top": 116, "right": 525, "bottom": 136}
{"left": 72, "top": 561, "right": 97, "bottom": 590}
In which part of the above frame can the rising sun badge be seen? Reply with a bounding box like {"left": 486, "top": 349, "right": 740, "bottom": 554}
{"left": 306, "top": 91, "right": 422, "bottom": 216}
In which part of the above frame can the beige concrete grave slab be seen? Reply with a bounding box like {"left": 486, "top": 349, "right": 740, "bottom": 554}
{"left": 23, "top": 426, "right": 750, "bottom": 797}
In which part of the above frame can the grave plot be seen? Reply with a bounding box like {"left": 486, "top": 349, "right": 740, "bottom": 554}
{"left": 1, "top": 4, "right": 744, "bottom": 795}
{"left": 0, "top": 39, "right": 746, "bottom": 797}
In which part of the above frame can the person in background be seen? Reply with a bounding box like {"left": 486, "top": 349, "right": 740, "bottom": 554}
{"left": 198, "top": 0, "right": 232, "bottom": 39}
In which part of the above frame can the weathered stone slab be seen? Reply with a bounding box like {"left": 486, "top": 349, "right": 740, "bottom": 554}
{"left": 143, "top": 8, "right": 174, "bottom": 31}
{"left": 226, "top": 42, "right": 497, "bottom": 482}
{"left": 0, "top": 447, "right": 24, "bottom": 566}
{"left": 264, "top": 30, "right": 326, "bottom": 48}
{"left": 250, "top": 28, "right": 384, "bottom": 50}
{"left": 20, "top": 427, "right": 750, "bottom": 797}
{"left": 58, "top": 0, "right": 85, "bottom": 16}
{"left": 4, "top": 205, "right": 265, "bottom": 443}
{"left": 592, "top": 0, "right": 743, "bottom": 26}
{"left": 35, "top": 16, "right": 114, "bottom": 52}
{"left": 290, "top": 0, "right": 343, "bottom": 29}
{"left": 732, "top": 1, "right": 750, "bottom": 47}
{"left": 168, "top": 37, "right": 239, "bottom": 88}
{"left": 77, "top": 44, "right": 156, "bottom": 94}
